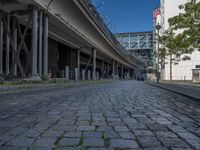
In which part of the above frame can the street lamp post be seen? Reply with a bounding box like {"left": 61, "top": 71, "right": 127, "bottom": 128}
{"left": 156, "top": 23, "right": 162, "bottom": 83}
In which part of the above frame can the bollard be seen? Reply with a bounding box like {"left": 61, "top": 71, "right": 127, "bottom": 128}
{"left": 82, "top": 69, "right": 85, "bottom": 81}
{"left": 88, "top": 70, "right": 91, "bottom": 80}
{"left": 65, "top": 66, "right": 69, "bottom": 80}
{"left": 96, "top": 72, "right": 99, "bottom": 80}
{"left": 75, "top": 68, "right": 79, "bottom": 82}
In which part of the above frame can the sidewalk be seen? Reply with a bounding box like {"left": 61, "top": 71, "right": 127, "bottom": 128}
{"left": 148, "top": 81, "right": 200, "bottom": 100}
{"left": 0, "top": 79, "right": 117, "bottom": 94}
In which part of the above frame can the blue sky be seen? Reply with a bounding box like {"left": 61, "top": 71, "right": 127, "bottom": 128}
{"left": 91, "top": 0, "right": 160, "bottom": 33}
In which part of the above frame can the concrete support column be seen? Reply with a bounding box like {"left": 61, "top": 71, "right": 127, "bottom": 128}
{"left": 0, "top": 13, "right": 3, "bottom": 75}
{"left": 92, "top": 48, "right": 96, "bottom": 80}
{"left": 12, "top": 17, "right": 17, "bottom": 76}
{"left": 112, "top": 61, "right": 115, "bottom": 79}
{"left": 43, "top": 13, "right": 48, "bottom": 77}
{"left": 77, "top": 49, "right": 80, "bottom": 80}
{"left": 6, "top": 14, "right": 10, "bottom": 75}
{"left": 82, "top": 69, "right": 85, "bottom": 81}
{"left": 38, "top": 11, "right": 43, "bottom": 77}
{"left": 31, "top": 6, "right": 38, "bottom": 76}
{"left": 88, "top": 70, "right": 91, "bottom": 80}
{"left": 65, "top": 66, "right": 69, "bottom": 80}
{"left": 121, "top": 65, "right": 124, "bottom": 79}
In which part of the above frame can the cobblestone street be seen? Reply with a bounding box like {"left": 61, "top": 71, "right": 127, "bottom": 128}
{"left": 0, "top": 81, "right": 200, "bottom": 150}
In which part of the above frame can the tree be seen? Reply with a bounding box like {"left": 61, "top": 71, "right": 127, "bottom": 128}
{"left": 159, "top": 29, "right": 191, "bottom": 81}
{"left": 168, "top": 0, "right": 200, "bottom": 52}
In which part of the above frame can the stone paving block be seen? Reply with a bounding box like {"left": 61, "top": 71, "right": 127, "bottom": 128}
{"left": 64, "top": 131, "right": 82, "bottom": 138}
{"left": 118, "top": 132, "right": 136, "bottom": 139}
{"left": 83, "top": 138, "right": 105, "bottom": 147}
{"left": 113, "top": 126, "right": 129, "bottom": 132}
{"left": 30, "top": 146, "right": 52, "bottom": 150}
{"left": 0, "top": 146, "right": 28, "bottom": 150}
{"left": 144, "top": 147, "right": 168, "bottom": 150}
{"left": 133, "top": 130, "right": 154, "bottom": 137}
{"left": 147, "top": 124, "right": 169, "bottom": 131}
{"left": 137, "top": 136, "right": 161, "bottom": 148}
{"left": 109, "top": 139, "right": 139, "bottom": 149}
{"left": 59, "top": 138, "right": 80, "bottom": 146}
{"left": 7, "top": 137, "right": 35, "bottom": 147}
{"left": 83, "top": 132, "right": 102, "bottom": 138}
{"left": 88, "top": 148, "right": 112, "bottom": 150}
{"left": 103, "top": 131, "right": 120, "bottom": 139}
{"left": 56, "top": 147, "right": 85, "bottom": 150}
{"left": 154, "top": 131, "right": 178, "bottom": 138}
{"left": 77, "top": 126, "right": 95, "bottom": 131}
{"left": 159, "top": 137, "right": 190, "bottom": 148}
{"left": 32, "top": 137, "right": 56, "bottom": 147}
{"left": 41, "top": 130, "right": 64, "bottom": 138}
{"left": 129, "top": 123, "right": 148, "bottom": 130}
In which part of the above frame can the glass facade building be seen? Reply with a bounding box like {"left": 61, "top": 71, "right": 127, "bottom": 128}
{"left": 115, "top": 32, "right": 154, "bottom": 68}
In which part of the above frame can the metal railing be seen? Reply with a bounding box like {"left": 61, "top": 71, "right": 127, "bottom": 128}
{"left": 86, "top": 0, "right": 145, "bottom": 68}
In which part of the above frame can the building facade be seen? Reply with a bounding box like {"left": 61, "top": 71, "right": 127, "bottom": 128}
{"left": 115, "top": 32, "right": 154, "bottom": 68}
{"left": 154, "top": 0, "right": 200, "bottom": 81}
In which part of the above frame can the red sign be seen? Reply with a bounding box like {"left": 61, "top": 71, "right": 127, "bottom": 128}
{"left": 153, "top": 9, "right": 160, "bottom": 19}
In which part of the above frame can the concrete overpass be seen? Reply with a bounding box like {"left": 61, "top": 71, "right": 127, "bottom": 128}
{"left": 0, "top": 0, "right": 145, "bottom": 80}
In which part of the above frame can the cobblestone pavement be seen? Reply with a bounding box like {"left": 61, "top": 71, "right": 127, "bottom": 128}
{"left": 0, "top": 81, "right": 200, "bottom": 150}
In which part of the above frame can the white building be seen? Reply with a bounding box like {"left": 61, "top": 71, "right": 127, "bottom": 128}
{"left": 156, "top": 0, "right": 200, "bottom": 81}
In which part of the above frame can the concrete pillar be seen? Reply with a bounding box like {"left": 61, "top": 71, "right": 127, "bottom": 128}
{"left": 82, "top": 69, "right": 85, "bottom": 81}
{"left": 43, "top": 13, "right": 48, "bottom": 77}
{"left": 92, "top": 48, "right": 96, "bottom": 80}
{"left": 77, "top": 49, "right": 80, "bottom": 80}
{"left": 12, "top": 17, "right": 17, "bottom": 76}
{"left": 75, "top": 68, "right": 78, "bottom": 82}
{"left": 88, "top": 70, "right": 91, "bottom": 80}
{"left": 112, "top": 61, "right": 115, "bottom": 79}
{"left": 121, "top": 65, "right": 124, "bottom": 79}
{"left": 6, "top": 14, "right": 10, "bottom": 75}
{"left": 65, "top": 66, "right": 69, "bottom": 80}
{"left": 0, "top": 13, "right": 3, "bottom": 75}
{"left": 31, "top": 6, "right": 38, "bottom": 76}
{"left": 38, "top": 11, "right": 43, "bottom": 77}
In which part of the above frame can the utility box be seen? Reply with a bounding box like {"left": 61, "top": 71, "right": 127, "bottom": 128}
{"left": 192, "top": 69, "right": 200, "bottom": 83}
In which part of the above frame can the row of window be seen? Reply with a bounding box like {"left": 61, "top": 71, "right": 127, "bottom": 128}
{"left": 116, "top": 34, "right": 153, "bottom": 43}
{"left": 121, "top": 42, "right": 153, "bottom": 49}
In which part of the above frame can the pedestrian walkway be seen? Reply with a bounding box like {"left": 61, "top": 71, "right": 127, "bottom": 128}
{"left": 148, "top": 81, "right": 200, "bottom": 100}
{"left": 0, "top": 81, "right": 200, "bottom": 150}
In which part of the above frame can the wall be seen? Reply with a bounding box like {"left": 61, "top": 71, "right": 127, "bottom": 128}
{"left": 160, "top": 0, "right": 200, "bottom": 80}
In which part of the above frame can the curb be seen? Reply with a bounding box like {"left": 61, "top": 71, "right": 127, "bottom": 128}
{"left": 147, "top": 82, "right": 200, "bottom": 101}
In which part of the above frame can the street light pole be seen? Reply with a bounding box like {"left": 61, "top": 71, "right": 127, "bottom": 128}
{"left": 156, "top": 23, "right": 162, "bottom": 83}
